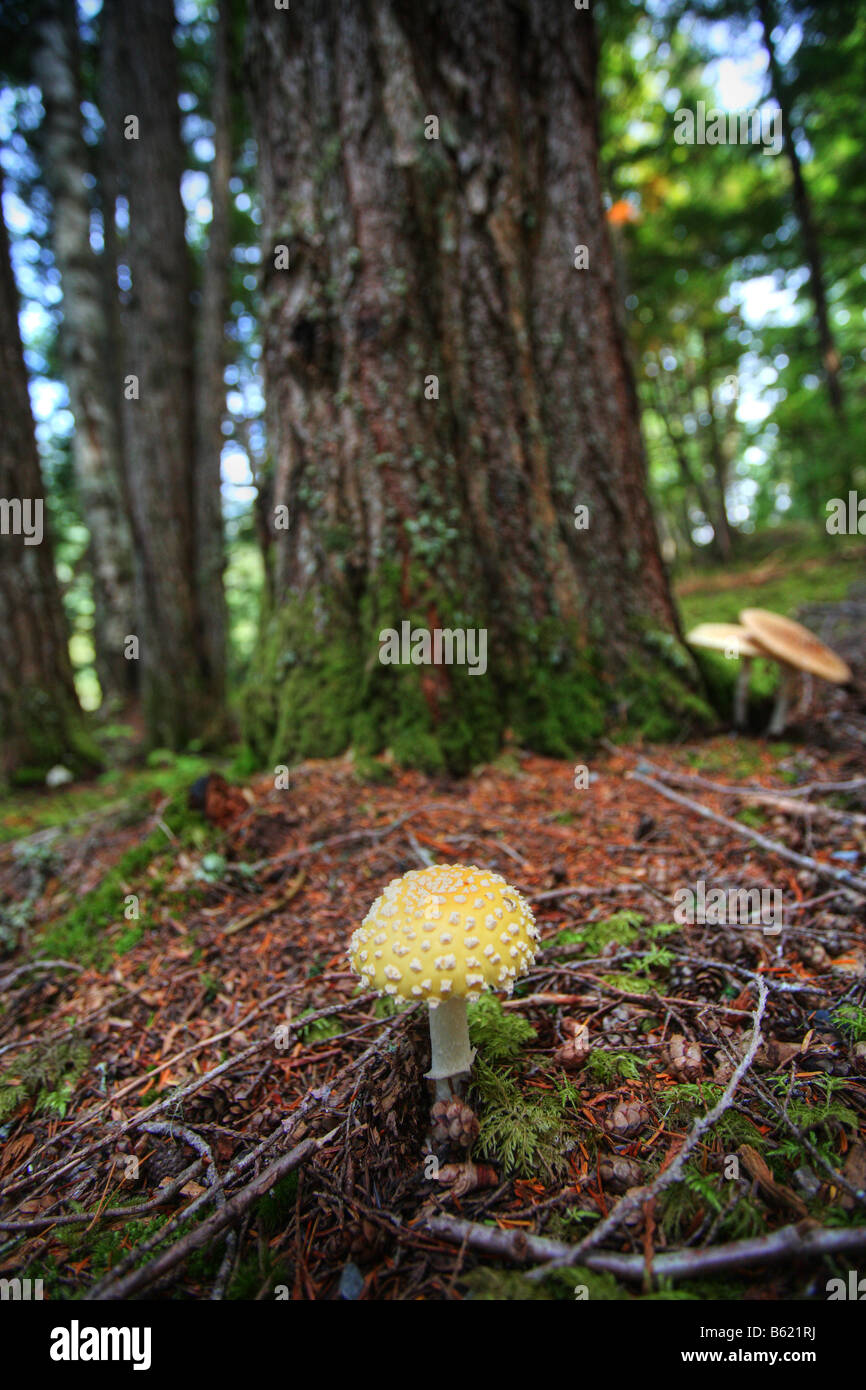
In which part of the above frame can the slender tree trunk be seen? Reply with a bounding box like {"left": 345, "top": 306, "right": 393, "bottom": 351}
{"left": 0, "top": 200, "right": 96, "bottom": 783}
{"left": 651, "top": 374, "right": 725, "bottom": 561}
{"left": 102, "top": 0, "right": 225, "bottom": 748}
{"left": 697, "top": 347, "right": 734, "bottom": 562}
{"left": 758, "top": 0, "right": 844, "bottom": 423}
{"left": 243, "top": 0, "right": 706, "bottom": 772}
{"left": 193, "top": 0, "right": 230, "bottom": 710}
{"left": 33, "top": 0, "right": 137, "bottom": 710}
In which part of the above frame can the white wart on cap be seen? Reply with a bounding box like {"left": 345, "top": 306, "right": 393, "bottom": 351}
{"left": 349, "top": 864, "right": 539, "bottom": 1095}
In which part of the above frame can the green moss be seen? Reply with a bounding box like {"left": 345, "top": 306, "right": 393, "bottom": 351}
{"left": 468, "top": 995, "right": 536, "bottom": 1064}
{"left": 584, "top": 1050, "right": 644, "bottom": 1084}
{"left": 470, "top": 1058, "right": 573, "bottom": 1180}
{"left": 0, "top": 1038, "right": 90, "bottom": 1122}
{"left": 552, "top": 910, "right": 643, "bottom": 953}
{"left": 463, "top": 1265, "right": 617, "bottom": 1301}
{"left": 352, "top": 755, "right": 394, "bottom": 785}
{"left": 240, "top": 561, "right": 713, "bottom": 775}
{"left": 1, "top": 684, "right": 102, "bottom": 791}
{"left": 615, "top": 632, "right": 716, "bottom": 740}
{"left": 257, "top": 1171, "right": 300, "bottom": 1237}
{"left": 37, "top": 793, "right": 216, "bottom": 965}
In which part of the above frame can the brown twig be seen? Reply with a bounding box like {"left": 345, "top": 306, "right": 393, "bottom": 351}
{"left": 629, "top": 770, "right": 866, "bottom": 896}
{"left": 421, "top": 1213, "right": 866, "bottom": 1283}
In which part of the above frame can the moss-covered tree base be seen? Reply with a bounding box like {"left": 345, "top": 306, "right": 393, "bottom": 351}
{"left": 0, "top": 685, "right": 102, "bottom": 790}
{"left": 241, "top": 569, "right": 714, "bottom": 776}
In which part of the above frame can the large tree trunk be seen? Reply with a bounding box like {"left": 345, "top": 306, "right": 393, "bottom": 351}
{"left": 102, "top": 0, "right": 225, "bottom": 748}
{"left": 243, "top": 0, "right": 706, "bottom": 772}
{"left": 0, "top": 199, "right": 97, "bottom": 784}
{"left": 33, "top": 0, "right": 137, "bottom": 710}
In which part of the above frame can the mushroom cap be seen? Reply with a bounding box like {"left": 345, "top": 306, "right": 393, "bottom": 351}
{"left": 739, "top": 609, "right": 851, "bottom": 682}
{"left": 349, "top": 863, "right": 539, "bottom": 1007}
{"left": 686, "top": 622, "right": 765, "bottom": 659}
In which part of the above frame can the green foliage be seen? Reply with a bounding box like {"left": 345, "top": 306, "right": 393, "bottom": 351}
{"left": 658, "top": 1163, "right": 764, "bottom": 1244}
{"left": 37, "top": 792, "right": 217, "bottom": 964}
{"left": 257, "top": 1172, "right": 300, "bottom": 1237}
{"left": 660, "top": 1082, "right": 767, "bottom": 1151}
{"left": 297, "top": 1009, "right": 343, "bottom": 1044}
{"left": 470, "top": 1058, "right": 571, "bottom": 1180}
{"left": 780, "top": 1092, "right": 858, "bottom": 1139}
{"left": 585, "top": 1049, "right": 644, "bottom": 1084}
{"left": 832, "top": 1004, "right": 866, "bottom": 1044}
{"left": 553, "top": 911, "right": 643, "bottom": 954}
{"left": 467, "top": 995, "right": 536, "bottom": 1064}
{"left": 0, "top": 1038, "right": 89, "bottom": 1121}
{"left": 462, "top": 1263, "right": 628, "bottom": 1301}
{"left": 647, "top": 922, "right": 682, "bottom": 940}
{"left": 193, "top": 852, "right": 228, "bottom": 884}
{"left": 623, "top": 945, "right": 675, "bottom": 977}
{"left": 0, "top": 896, "right": 34, "bottom": 954}
{"left": 602, "top": 971, "right": 653, "bottom": 995}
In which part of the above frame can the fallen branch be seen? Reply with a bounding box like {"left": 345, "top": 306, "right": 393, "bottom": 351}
{"left": 639, "top": 762, "right": 866, "bottom": 827}
{"left": 421, "top": 1213, "right": 866, "bottom": 1284}
{"left": 0, "top": 1159, "right": 205, "bottom": 1233}
{"left": 222, "top": 870, "right": 306, "bottom": 934}
{"left": 0, "top": 957, "right": 84, "bottom": 991}
{"left": 629, "top": 770, "right": 866, "bottom": 897}
{"left": 83, "top": 1010, "right": 409, "bottom": 1298}
{"left": 88, "top": 1134, "right": 328, "bottom": 1300}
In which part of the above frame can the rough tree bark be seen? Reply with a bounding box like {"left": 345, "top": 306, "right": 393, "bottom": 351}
{"left": 0, "top": 199, "right": 97, "bottom": 783}
{"left": 102, "top": 0, "right": 225, "bottom": 747}
{"left": 33, "top": 0, "right": 137, "bottom": 709}
{"left": 243, "top": 0, "right": 707, "bottom": 773}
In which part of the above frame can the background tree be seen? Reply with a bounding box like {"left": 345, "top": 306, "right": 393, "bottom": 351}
{"left": 101, "top": 0, "right": 227, "bottom": 746}
{"left": 32, "top": 0, "right": 136, "bottom": 710}
{"left": 0, "top": 194, "right": 97, "bottom": 784}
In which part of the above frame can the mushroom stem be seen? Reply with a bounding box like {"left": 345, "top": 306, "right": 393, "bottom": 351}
{"left": 733, "top": 656, "right": 752, "bottom": 729}
{"left": 767, "top": 662, "right": 795, "bottom": 736}
{"left": 425, "top": 996, "right": 476, "bottom": 1092}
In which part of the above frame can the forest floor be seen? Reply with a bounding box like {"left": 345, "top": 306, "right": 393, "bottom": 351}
{"left": 1, "top": 588, "right": 865, "bottom": 1300}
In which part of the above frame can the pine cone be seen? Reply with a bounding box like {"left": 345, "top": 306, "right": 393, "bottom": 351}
{"left": 599, "top": 1155, "right": 642, "bottom": 1193}
{"left": 554, "top": 1020, "right": 590, "bottom": 1069}
{"left": 605, "top": 1099, "right": 651, "bottom": 1138}
{"left": 797, "top": 941, "right": 829, "bottom": 971}
{"left": 667, "top": 1034, "right": 703, "bottom": 1081}
{"left": 430, "top": 1099, "right": 480, "bottom": 1149}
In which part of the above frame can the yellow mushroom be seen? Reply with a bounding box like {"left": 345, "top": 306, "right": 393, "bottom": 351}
{"left": 349, "top": 864, "right": 539, "bottom": 1098}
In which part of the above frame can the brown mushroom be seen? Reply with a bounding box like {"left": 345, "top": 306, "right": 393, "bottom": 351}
{"left": 685, "top": 622, "right": 766, "bottom": 729}
{"left": 739, "top": 608, "right": 851, "bottom": 735}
